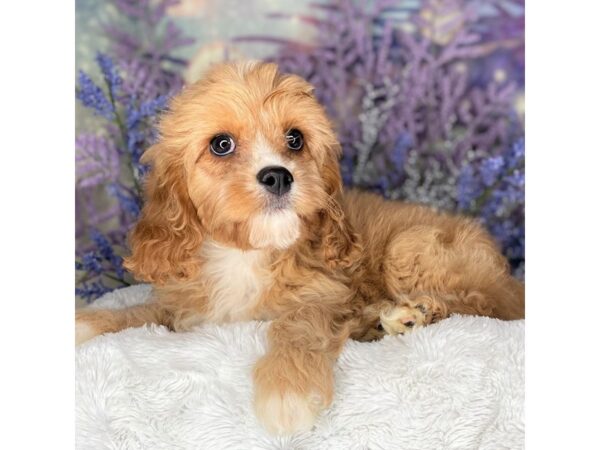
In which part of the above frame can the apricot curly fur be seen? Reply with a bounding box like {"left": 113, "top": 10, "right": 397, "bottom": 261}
{"left": 77, "top": 61, "right": 524, "bottom": 435}
{"left": 123, "top": 143, "right": 205, "bottom": 285}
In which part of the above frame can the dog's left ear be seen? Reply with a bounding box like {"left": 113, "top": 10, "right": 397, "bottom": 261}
{"left": 319, "top": 140, "right": 363, "bottom": 270}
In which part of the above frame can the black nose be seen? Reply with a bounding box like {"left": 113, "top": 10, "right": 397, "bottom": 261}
{"left": 257, "top": 166, "right": 294, "bottom": 196}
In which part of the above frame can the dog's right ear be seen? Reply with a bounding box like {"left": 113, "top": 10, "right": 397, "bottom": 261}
{"left": 123, "top": 143, "right": 204, "bottom": 285}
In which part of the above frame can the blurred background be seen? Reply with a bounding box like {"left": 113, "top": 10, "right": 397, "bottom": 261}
{"left": 75, "top": 0, "right": 524, "bottom": 303}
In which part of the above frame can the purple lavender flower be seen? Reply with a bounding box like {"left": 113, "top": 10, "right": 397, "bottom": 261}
{"left": 124, "top": 94, "right": 168, "bottom": 171}
{"left": 457, "top": 165, "right": 481, "bottom": 210}
{"left": 76, "top": 71, "right": 115, "bottom": 120}
{"left": 466, "top": 137, "right": 525, "bottom": 271}
{"left": 390, "top": 133, "right": 412, "bottom": 172}
{"left": 481, "top": 156, "right": 505, "bottom": 187}
{"left": 79, "top": 252, "right": 104, "bottom": 274}
{"left": 507, "top": 137, "right": 525, "bottom": 168}
{"left": 90, "top": 229, "right": 115, "bottom": 260}
{"left": 107, "top": 183, "right": 142, "bottom": 218}
{"left": 75, "top": 0, "right": 193, "bottom": 301}
{"left": 76, "top": 134, "right": 120, "bottom": 188}
{"left": 105, "top": 0, "right": 192, "bottom": 102}
{"left": 125, "top": 95, "right": 169, "bottom": 129}
{"left": 75, "top": 281, "right": 112, "bottom": 303}
{"left": 96, "top": 53, "right": 122, "bottom": 96}
{"left": 248, "top": 0, "right": 525, "bottom": 274}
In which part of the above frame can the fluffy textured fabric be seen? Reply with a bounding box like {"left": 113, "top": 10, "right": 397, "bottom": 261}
{"left": 76, "top": 285, "right": 524, "bottom": 449}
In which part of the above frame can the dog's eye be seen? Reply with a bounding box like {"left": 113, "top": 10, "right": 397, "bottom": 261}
{"left": 285, "top": 129, "right": 304, "bottom": 151}
{"left": 210, "top": 134, "right": 236, "bottom": 156}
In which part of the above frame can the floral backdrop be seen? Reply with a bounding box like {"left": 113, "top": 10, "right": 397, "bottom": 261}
{"left": 75, "top": 0, "right": 524, "bottom": 302}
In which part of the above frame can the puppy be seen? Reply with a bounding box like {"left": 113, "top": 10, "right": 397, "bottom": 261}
{"left": 76, "top": 61, "right": 524, "bottom": 435}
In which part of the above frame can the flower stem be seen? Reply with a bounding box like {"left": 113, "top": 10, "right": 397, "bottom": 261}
{"left": 105, "top": 78, "right": 143, "bottom": 196}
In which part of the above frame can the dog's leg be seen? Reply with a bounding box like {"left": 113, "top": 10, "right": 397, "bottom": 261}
{"left": 378, "top": 284, "right": 524, "bottom": 336}
{"left": 75, "top": 302, "right": 174, "bottom": 345}
{"left": 381, "top": 223, "right": 525, "bottom": 332}
{"left": 253, "top": 301, "right": 350, "bottom": 435}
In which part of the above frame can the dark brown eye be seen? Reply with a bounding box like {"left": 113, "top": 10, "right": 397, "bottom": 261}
{"left": 285, "top": 129, "right": 304, "bottom": 151}
{"left": 210, "top": 134, "right": 235, "bottom": 156}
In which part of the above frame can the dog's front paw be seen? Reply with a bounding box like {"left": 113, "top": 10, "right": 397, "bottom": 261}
{"left": 75, "top": 320, "right": 98, "bottom": 346}
{"left": 254, "top": 385, "right": 322, "bottom": 435}
{"left": 253, "top": 353, "right": 332, "bottom": 435}
{"left": 380, "top": 294, "right": 447, "bottom": 336}
{"left": 75, "top": 310, "right": 105, "bottom": 345}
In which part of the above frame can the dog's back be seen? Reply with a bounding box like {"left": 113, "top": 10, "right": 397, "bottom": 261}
{"left": 342, "top": 189, "right": 525, "bottom": 322}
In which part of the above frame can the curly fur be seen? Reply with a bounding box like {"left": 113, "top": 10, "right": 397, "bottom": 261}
{"left": 76, "top": 61, "right": 524, "bottom": 435}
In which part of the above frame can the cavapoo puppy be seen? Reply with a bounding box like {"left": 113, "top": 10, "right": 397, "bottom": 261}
{"left": 76, "top": 61, "right": 524, "bottom": 435}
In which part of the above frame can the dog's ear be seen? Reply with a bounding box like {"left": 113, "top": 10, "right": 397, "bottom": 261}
{"left": 321, "top": 193, "right": 362, "bottom": 270}
{"left": 319, "top": 141, "right": 363, "bottom": 270}
{"left": 123, "top": 143, "right": 204, "bottom": 284}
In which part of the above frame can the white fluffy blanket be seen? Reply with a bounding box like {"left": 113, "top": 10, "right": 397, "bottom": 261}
{"left": 76, "top": 285, "right": 524, "bottom": 450}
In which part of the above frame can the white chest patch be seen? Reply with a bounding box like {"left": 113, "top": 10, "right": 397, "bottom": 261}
{"left": 200, "top": 240, "right": 271, "bottom": 323}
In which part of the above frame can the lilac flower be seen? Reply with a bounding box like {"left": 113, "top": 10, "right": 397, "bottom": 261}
{"left": 75, "top": 0, "right": 193, "bottom": 301}
{"left": 124, "top": 95, "right": 168, "bottom": 171}
{"left": 78, "top": 229, "right": 127, "bottom": 285}
{"left": 75, "top": 281, "right": 112, "bottom": 303}
{"left": 457, "top": 165, "right": 481, "bottom": 210}
{"left": 125, "top": 95, "right": 168, "bottom": 129}
{"left": 466, "top": 138, "right": 525, "bottom": 271}
{"left": 390, "top": 133, "right": 412, "bottom": 172}
{"left": 76, "top": 71, "right": 114, "bottom": 119}
{"left": 249, "top": 0, "right": 525, "bottom": 274}
{"left": 76, "top": 134, "right": 120, "bottom": 189}
{"left": 107, "top": 183, "right": 142, "bottom": 218}
{"left": 481, "top": 156, "right": 505, "bottom": 187}
{"left": 96, "top": 53, "right": 122, "bottom": 97}
{"left": 92, "top": 231, "right": 123, "bottom": 276}
{"left": 507, "top": 137, "right": 525, "bottom": 169}
{"left": 90, "top": 229, "right": 115, "bottom": 260}
{"left": 79, "top": 252, "right": 103, "bottom": 274}
{"left": 105, "top": 0, "right": 192, "bottom": 101}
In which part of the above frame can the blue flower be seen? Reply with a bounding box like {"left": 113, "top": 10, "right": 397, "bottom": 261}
{"left": 506, "top": 170, "right": 524, "bottom": 189}
{"left": 390, "top": 133, "right": 412, "bottom": 173}
{"left": 89, "top": 229, "right": 115, "bottom": 260}
{"left": 503, "top": 177, "right": 525, "bottom": 205}
{"left": 457, "top": 165, "right": 481, "bottom": 210}
{"left": 125, "top": 95, "right": 168, "bottom": 129}
{"left": 76, "top": 281, "right": 112, "bottom": 303}
{"left": 76, "top": 71, "right": 115, "bottom": 119}
{"left": 96, "top": 53, "right": 122, "bottom": 95}
{"left": 79, "top": 251, "right": 103, "bottom": 274}
{"left": 480, "top": 156, "right": 505, "bottom": 187}
{"left": 455, "top": 137, "right": 524, "bottom": 273}
{"left": 111, "top": 255, "right": 126, "bottom": 279}
{"left": 126, "top": 128, "right": 145, "bottom": 163}
{"left": 124, "top": 95, "right": 167, "bottom": 173}
{"left": 82, "top": 229, "right": 127, "bottom": 288}
{"left": 107, "top": 183, "right": 142, "bottom": 218}
{"left": 76, "top": 0, "right": 194, "bottom": 301}
{"left": 506, "top": 138, "right": 525, "bottom": 169}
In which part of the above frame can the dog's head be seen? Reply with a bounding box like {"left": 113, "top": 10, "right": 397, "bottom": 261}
{"left": 124, "top": 62, "right": 356, "bottom": 284}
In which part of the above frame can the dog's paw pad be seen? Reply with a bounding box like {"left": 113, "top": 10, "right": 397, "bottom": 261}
{"left": 379, "top": 302, "right": 429, "bottom": 336}
{"left": 380, "top": 296, "right": 435, "bottom": 334}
